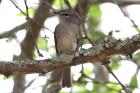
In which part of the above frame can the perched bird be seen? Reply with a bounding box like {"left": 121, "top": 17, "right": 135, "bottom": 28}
{"left": 54, "top": 10, "right": 81, "bottom": 87}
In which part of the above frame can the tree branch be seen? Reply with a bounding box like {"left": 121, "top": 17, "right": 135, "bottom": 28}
{"left": 0, "top": 34, "right": 140, "bottom": 76}
{"left": 0, "top": 22, "right": 27, "bottom": 39}
{"left": 92, "top": 0, "right": 140, "bottom": 6}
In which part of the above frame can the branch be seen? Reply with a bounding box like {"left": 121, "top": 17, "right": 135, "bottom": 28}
{"left": 92, "top": 0, "right": 140, "bottom": 6}
{"left": 105, "top": 63, "right": 131, "bottom": 93}
{"left": 10, "top": 0, "right": 27, "bottom": 16}
{"left": 0, "top": 34, "right": 140, "bottom": 76}
{"left": 64, "top": 0, "right": 72, "bottom": 10}
{"left": 0, "top": 22, "right": 27, "bottom": 39}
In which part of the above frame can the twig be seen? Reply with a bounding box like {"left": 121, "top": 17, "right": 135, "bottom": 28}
{"left": 80, "top": 64, "right": 122, "bottom": 92}
{"left": 10, "top": 0, "right": 53, "bottom": 33}
{"left": 24, "top": 0, "right": 30, "bottom": 19}
{"left": 0, "top": 22, "right": 52, "bottom": 40}
{"left": 24, "top": 76, "right": 39, "bottom": 90}
{"left": 105, "top": 63, "right": 132, "bottom": 93}
{"left": 64, "top": 0, "right": 72, "bottom": 10}
{"left": 111, "top": 0, "right": 140, "bottom": 32}
{"left": 10, "top": 0, "right": 27, "bottom": 16}
{"left": 0, "top": 22, "right": 27, "bottom": 39}
{"left": 82, "top": 24, "right": 95, "bottom": 46}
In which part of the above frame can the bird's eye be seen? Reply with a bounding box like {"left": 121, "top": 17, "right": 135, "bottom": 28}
{"left": 63, "top": 13, "right": 69, "bottom": 17}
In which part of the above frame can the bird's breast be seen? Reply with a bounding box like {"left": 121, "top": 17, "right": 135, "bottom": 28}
{"left": 56, "top": 24, "right": 79, "bottom": 54}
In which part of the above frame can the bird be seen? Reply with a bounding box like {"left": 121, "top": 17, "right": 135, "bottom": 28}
{"left": 54, "top": 10, "right": 81, "bottom": 87}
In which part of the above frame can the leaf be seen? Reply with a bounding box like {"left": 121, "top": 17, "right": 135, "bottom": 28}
{"left": 92, "top": 82, "right": 121, "bottom": 93}
{"left": 37, "top": 37, "right": 47, "bottom": 49}
{"left": 106, "top": 83, "right": 121, "bottom": 91}
{"left": 89, "top": 31, "right": 105, "bottom": 42}
{"left": 53, "top": 0, "right": 77, "bottom": 9}
{"left": 133, "top": 52, "right": 140, "bottom": 65}
{"left": 17, "top": 7, "right": 36, "bottom": 16}
{"left": 72, "top": 82, "right": 88, "bottom": 93}
{"left": 88, "top": 4, "right": 102, "bottom": 27}
{"left": 110, "top": 56, "right": 121, "bottom": 70}
{"left": 60, "top": 82, "right": 88, "bottom": 93}
{"left": 87, "top": 5, "right": 103, "bottom": 43}
{"left": 129, "top": 73, "right": 138, "bottom": 90}
{"left": 88, "top": 5, "right": 102, "bottom": 17}
{"left": 83, "top": 64, "right": 94, "bottom": 76}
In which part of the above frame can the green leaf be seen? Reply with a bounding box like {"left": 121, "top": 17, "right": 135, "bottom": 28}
{"left": 133, "top": 52, "right": 140, "bottom": 65}
{"left": 87, "top": 5, "right": 103, "bottom": 43}
{"left": 110, "top": 56, "right": 121, "bottom": 70}
{"left": 88, "top": 5, "right": 102, "bottom": 17}
{"left": 37, "top": 37, "right": 47, "bottom": 49}
{"left": 129, "top": 73, "right": 138, "bottom": 90}
{"left": 17, "top": 7, "right": 36, "bottom": 16}
{"left": 72, "top": 82, "right": 88, "bottom": 93}
{"left": 88, "top": 4, "right": 102, "bottom": 26}
{"left": 83, "top": 65, "right": 94, "bottom": 76}
{"left": 60, "top": 82, "right": 88, "bottom": 93}
{"left": 89, "top": 31, "right": 105, "bottom": 42}
{"left": 4, "top": 75, "right": 13, "bottom": 80}
{"left": 53, "top": 0, "right": 77, "bottom": 9}
{"left": 106, "top": 83, "right": 122, "bottom": 91}
{"left": 92, "top": 82, "right": 121, "bottom": 93}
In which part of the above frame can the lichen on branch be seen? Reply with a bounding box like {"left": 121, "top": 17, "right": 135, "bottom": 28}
{"left": 0, "top": 34, "right": 140, "bottom": 76}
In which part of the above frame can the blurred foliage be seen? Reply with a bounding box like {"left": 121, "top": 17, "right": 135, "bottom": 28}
{"left": 88, "top": 5, "right": 102, "bottom": 26}
{"left": 133, "top": 52, "right": 140, "bottom": 65}
{"left": 86, "top": 4, "right": 105, "bottom": 44}
{"left": 92, "top": 82, "right": 121, "bottom": 93}
{"left": 83, "top": 65, "right": 94, "bottom": 76}
{"left": 110, "top": 56, "right": 121, "bottom": 70}
{"left": 18, "top": 7, "right": 36, "bottom": 17}
{"left": 129, "top": 73, "right": 138, "bottom": 90}
{"left": 37, "top": 36, "right": 48, "bottom": 50}
{"left": 53, "top": 0, "right": 77, "bottom": 9}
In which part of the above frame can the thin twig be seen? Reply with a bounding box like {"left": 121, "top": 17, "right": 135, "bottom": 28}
{"left": 80, "top": 65, "right": 121, "bottom": 92}
{"left": 10, "top": 0, "right": 53, "bottom": 33}
{"left": 0, "top": 22, "right": 27, "bottom": 39}
{"left": 105, "top": 64, "right": 132, "bottom": 93}
{"left": 111, "top": 0, "right": 140, "bottom": 32}
{"left": 24, "top": 0, "right": 30, "bottom": 19}
{"left": 82, "top": 24, "right": 95, "bottom": 46}
{"left": 24, "top": 76, "right": 39, "bottom": 90}
{"left": 64, "top": 0, "right": 72, "bottom": 10}
{"left": 10, "top": 0, "right": 27, "bottom": 16}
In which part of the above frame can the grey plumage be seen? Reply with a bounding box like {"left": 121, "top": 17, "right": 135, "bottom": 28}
{"left": 54, "top": 10, "right": 80, "bottom": 87}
